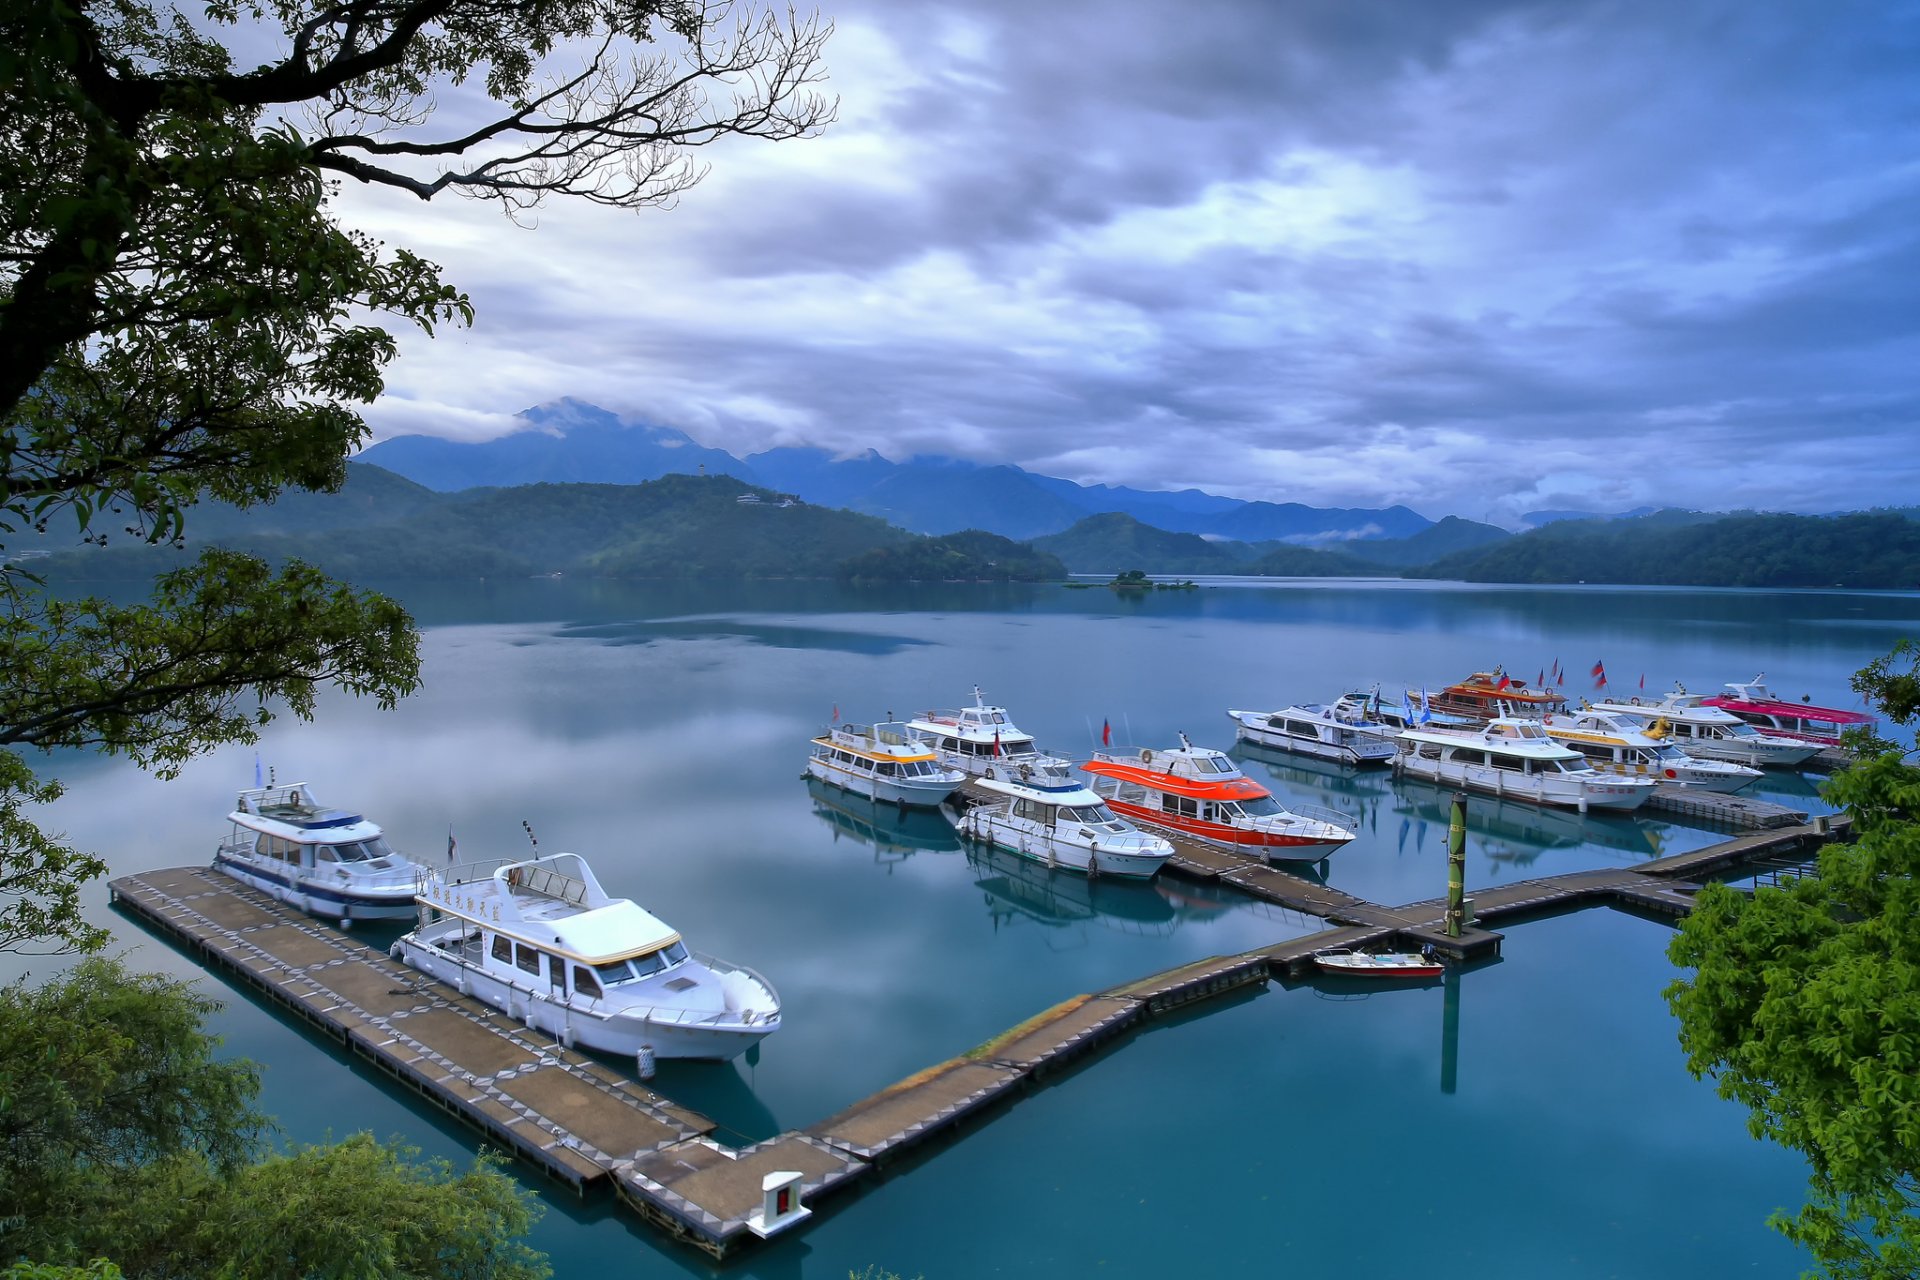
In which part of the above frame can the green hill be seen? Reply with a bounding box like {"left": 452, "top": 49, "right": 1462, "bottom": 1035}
{"left": 1415, "top": 511, "right": 1920, "bottom": 588}
{"left": 1340, "top": 515, "right": 1512, "bottom": 567}
{"left": 1244, "top": 543, "right": 1395, "bottom": 577}
{"left": 31, "top": 467, "right": 1070, "bottom": 582}
{"left": 1030, "top": 512, "right": 1252, "bottom": 574}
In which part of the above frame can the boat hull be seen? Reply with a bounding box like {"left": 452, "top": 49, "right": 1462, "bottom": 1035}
{"left": 390, "top": 935, "right": 776, "bottom": 1061}
{"left": 1227, "top": 713, "right": 1396, "bottom": 766}
{"left": 212, "top": 853, "right": 418, "bottom": 923}
{"left": 1675, "top": 734, "right": 1820, "bottom": 768}
{"left": 956, "top": 812, "right": 1168, "bottom": 879}
{"left": 804, "top": 757, "right": 960, "bottom": 808}
{"left": 1102, "top": 799, "right": 1349, "bottom": 862}
{"left": 1393, "top": 757, "right": 1653, "bottom": 812}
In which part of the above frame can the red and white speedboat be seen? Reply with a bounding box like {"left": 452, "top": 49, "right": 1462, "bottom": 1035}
{"left": 1080, "top": 734, "right": 1356, "bottom": 863}
{"left": 1702, "top": 676, "right": 1878, "bottom": 748}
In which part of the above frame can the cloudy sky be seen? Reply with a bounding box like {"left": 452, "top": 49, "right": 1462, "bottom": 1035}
{"left": 336, "top": 0, "right": 1920, "bottom": 525}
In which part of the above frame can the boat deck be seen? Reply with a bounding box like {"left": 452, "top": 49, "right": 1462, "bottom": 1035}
{"left": 114, "top": 804, "right": 1850, "bottom": 1260}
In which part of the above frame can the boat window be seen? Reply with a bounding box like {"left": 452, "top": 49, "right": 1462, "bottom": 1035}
{"left": 662, "top": 940, "right": 689, "bottom": 966}
{"left": 877, "top": 761, "right": 897, "bottom": 776}
{"left": 1161, "top": 794, "right": 1199, "bottom": 818}
{"left": 492, "top": 935, "right": 512, "bottom": 964}
{"left": 315, "top": 846, "right": 337, "bottom": 863}
{"left": 1285, "top": 721, "right": 1316, "bottom": 737}
{"left": 1013, "top": 798, "right": 1047, "bottom": 823}
{"left": 1063, "top": 805, "right": 1114, "bottom": 824}
{"left": 515, "top": 943, "right": 542, "bottom": 976}
{"left": 1004, "top": 736, "right": 1035, "bottom": 755}
{"left": 1239, "top": 795, "right": 1283, "bottom": 817}
{"left": 572, "top": 966, "right": 602, "bottom": 1000}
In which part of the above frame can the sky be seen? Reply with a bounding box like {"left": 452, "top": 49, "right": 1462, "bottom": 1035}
{"left": 329, "top": 0, "right": 1920, "bottom": 525}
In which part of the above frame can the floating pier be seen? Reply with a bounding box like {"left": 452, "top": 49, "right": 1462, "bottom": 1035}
{"left": 113, "top": 805, "right": 1849, "bottom": 1260}
{"left": 1645, "top": 783, "right": 1807, "bottom": 829}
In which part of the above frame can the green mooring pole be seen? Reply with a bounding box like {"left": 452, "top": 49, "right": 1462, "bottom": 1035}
{"left": 1446, "top": 791, "right": 1467, "bottom": 938}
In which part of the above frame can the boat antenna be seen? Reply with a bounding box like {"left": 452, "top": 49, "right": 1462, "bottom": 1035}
{"left": 521, "top": 820, "right": 541, "bottom": 860}
{"left": 268, "top": 765, "right": 276, "bottom": 787}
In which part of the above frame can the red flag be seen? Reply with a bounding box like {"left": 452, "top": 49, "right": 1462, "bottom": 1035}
{"left": 831, "top": 704, "right": 839, "bottom": 723}
{"left": 1558, "top": 670, "right": 1566, "bottom": 687}
{"left": 1536, "top": 669, "right": 1544, "bottom": 688}
{"left": 1639, "top": 673, "right": 1646, "bottom": 690}
{"left": 1496, "top": 674, "right": 1511, "bottom": 691}
{"left": 1101, "top": 718, "right": 1111, "bottom": 746}
{"left": 1592, "top": 660, "right": 1608, "bottom": 690}
{"left": 993, "top": 729, "right": 1002, "bottom": 757}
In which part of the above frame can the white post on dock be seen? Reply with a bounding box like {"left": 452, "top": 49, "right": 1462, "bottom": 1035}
{"left": 747, "top": 1170, "right": 811, "bottom": 1238}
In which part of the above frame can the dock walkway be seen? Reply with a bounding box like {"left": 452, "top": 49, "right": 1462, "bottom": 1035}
{"left": 114, "top": 802, "right": 1848, "bottom": 1259}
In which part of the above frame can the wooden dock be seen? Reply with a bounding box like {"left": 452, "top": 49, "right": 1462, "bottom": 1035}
{"left": 1646, "top": 784, "right": 1806, "bottom": 829}
{"left": 113, "top": 803, "right": 1849, "bottom": 1259}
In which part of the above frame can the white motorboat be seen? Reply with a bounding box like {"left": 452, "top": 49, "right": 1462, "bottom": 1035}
{"left": 906, "top": 687, "right": 1072, "bottom": 779}
{"left": 951, "top": 766, "right": 1174, "bottom": 879}
{"left": 392, "top": 852, "right": 779, "bottom": 1061}
{"left": 807, "top": 720, "right": 966, "bottom": 807}
{"left": 1538, "top": 707, "right": 1763, "bottom": 792}
{"left": 213, "top": 782, "right": 427, "bottom": 925}
{"left": 1225, "top": 700, "right": 1399, "bottom": 765}
{"left": 1592, "top": 685, "right": 1820, "bottom": 768}
{"left": 1081, "top": 734, "right": 1356, "bottom": 861}
{"left": 1393, "top": 716, "right": 1656, "bottom": 812}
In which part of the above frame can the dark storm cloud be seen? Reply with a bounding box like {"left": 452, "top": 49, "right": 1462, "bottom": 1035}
{"left": 359, "top": 0, "right": 1920, "bottom": 520}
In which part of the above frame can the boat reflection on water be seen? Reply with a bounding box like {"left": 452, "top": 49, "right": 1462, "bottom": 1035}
{"left": 804, "top": 776, "right": 961, "bottom": 867}
{"left": 967, "top": 841, "right": 1232, "bottom": 939}
{"left": 1231, "top": 740, "right": 1398, "bottom": 838}
{"left": 1388, "top": 774, "right": 1667, "bottom": 869}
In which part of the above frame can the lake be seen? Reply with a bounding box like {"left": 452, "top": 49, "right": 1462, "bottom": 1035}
{"left": 30, "top": 576, "right": 1920, "bottom": 1277}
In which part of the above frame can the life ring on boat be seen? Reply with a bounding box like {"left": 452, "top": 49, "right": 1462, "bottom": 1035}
{"left": 1630, "top": 697, "right": 1642, "bottom": 706}
{"left": 1140, "top": 749, "right": 1153, "bottom": 764}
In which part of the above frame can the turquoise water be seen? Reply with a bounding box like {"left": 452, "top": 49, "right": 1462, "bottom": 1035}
{"left": 29, "top": 577, "right": 1920, "bottom": 1277}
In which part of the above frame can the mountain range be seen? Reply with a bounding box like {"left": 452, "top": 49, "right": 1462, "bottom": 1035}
{"left": 357, "top": 399, "right": 1439, "bottom": 544}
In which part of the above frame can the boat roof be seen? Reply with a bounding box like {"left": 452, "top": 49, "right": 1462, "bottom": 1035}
{"left": 1593, "top": 687, "right": 1744, "bottom": 724}
{"left": 908, "top": 686, "right": 1037, "bottom": 738}
{"left": 1707, "top": 678, "right": 1876, "bottom": 724}
{"left": 1439, "top": 670, "right": 1566, "bottom": 705}
{"left": 1082, "top": 740, "right": 1271, "bottom": 801}
{"left": 972, "top": 770, "right": 1101, "bottom": 804}
{"left": 420, "top": 852, "right": 682, "bottom": 964}
{"left": 1543, "top": 709, "right": 1665, "bottom": 746}
{"left": 229, "top": 783, "right": 379, "bottom": 839}
{"left": 815, "top": 722, "right": 942, "bottom": 762}
{"left": 1400, "top": 717, "right": 1585, "bottom": 760}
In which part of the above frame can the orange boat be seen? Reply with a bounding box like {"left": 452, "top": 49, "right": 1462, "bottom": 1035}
{"left": 1080, "top": 734, "right": 1356, "bottom": 863}
{"left": 1428, "top": 668, "right": 1566, "bottom": 722}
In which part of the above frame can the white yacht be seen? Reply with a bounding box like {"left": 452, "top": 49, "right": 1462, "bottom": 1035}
{"left": 213, "top": 782, "right": 427, "bottom": 925}
{"left": 1393, "top": 716, "right": 1656, "bottom": 812}
{"left": 1225, "top": 700, "right": 1399, "bottom": 765}
{"left": 906, "top": 687, "right": 1072, "bottom": 779}
{"left": 952, "top": 767, "right": 1174, "bottom": 879}
{"left": 1592, "top": 685, "right": 1820, "bottom": 768}
{"left": 392, "top": 852, "right": 779, "bottom": 1061}
{"left": 1539, "top": 707, "right": 1763, "bottom": 792}
{"left": 807, "top": 720, "right": 966, "bottom": 807}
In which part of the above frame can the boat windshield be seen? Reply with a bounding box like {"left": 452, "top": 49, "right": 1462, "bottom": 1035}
{"left": 593, "top": 941, "right": 690, "bottom": 986}
{"left": 1062, "top": 803, "right": 1123, "bottom": 828}
{"left": 318, "top": 836, "right": 396, "bottom": 863}
{"left": 1188, "top": 755, "right": 1236, "bottom": 774}
{"left": 1236, "top": 795, "right": 1284, "bottom": 817}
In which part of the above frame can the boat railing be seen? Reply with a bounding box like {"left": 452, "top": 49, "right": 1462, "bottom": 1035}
{"left": 1285, "top": 802, "right": 1359, "bottom": 830}
{"left": 435, "top": 857, "right": 520, "bottom": 889}
{"left": 589, "top": 955, "right": 780, "bottom": 1028}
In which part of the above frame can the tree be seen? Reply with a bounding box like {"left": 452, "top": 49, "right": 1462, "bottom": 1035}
{"left": 0, "top": 957, "right": 547, "bottom": 1279}
{"left": 1666, "top": 642, "right": 1920, "bottom": 1279}
{"left": 1, "top": 0, "right": 833, "bottom": 950}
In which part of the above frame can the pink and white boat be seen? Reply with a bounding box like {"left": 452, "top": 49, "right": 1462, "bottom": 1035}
{"left": 1702, "top": 676, "right": 1878, "bottom": 748}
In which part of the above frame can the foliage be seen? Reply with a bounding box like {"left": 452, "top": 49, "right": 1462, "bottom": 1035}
{"left": 1029, "top": 512, "right": 1250, "bottom": 575}
{"left": 1244, "top": 542, "right": 1393, "bottom": 577}
{"left": 0, "top": 958, "right": 547, "bottom": 1279}
{"left": 0, "top": 551, "right": 418, "bottom": 951}
{"left": 837, "top": 529, "right": 1064, "bottom": 582}
{"left": 1418, "top": 512, "right": 1920, "bottom": 588}
{"left": 1666, "top": 643, "right": 1920, "bottom": 1279}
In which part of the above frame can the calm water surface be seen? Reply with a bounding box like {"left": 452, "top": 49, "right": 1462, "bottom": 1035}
{"left": 30, "top": 577, "right": 1920, "bottom": 1278}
